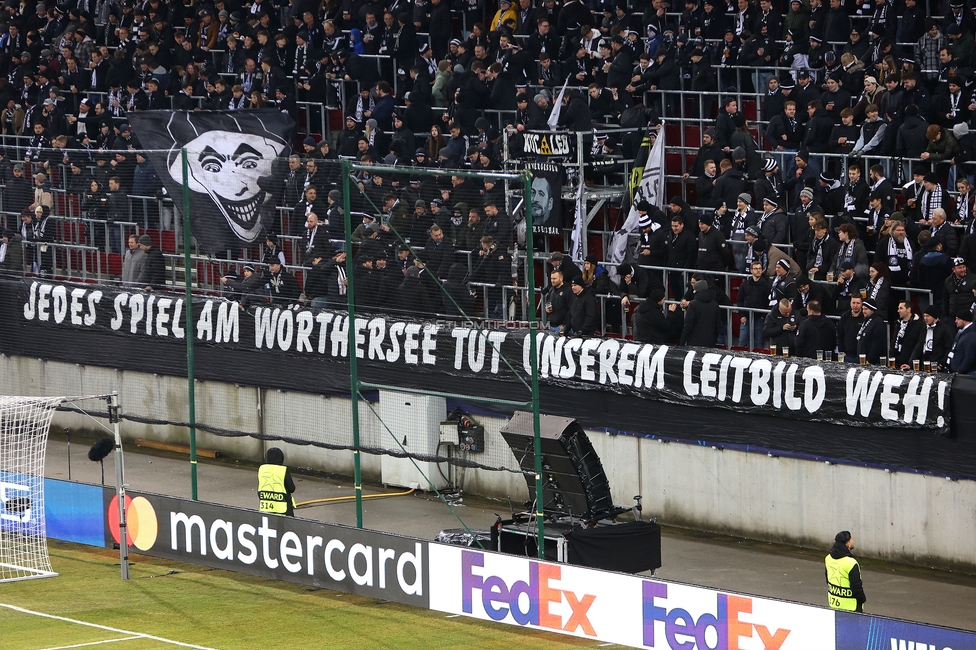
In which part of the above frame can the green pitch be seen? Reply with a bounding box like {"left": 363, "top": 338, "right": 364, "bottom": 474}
{"left": 0, "top": 542, "right": 595, "bottom": 649}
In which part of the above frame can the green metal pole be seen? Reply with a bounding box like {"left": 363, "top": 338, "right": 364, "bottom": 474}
{"left": 181, "top": 147, "right": 198, "bottom": 501}
{"left": 341, "top": 159, "right": 363, "bottom": 528}
{"left": 522, "top": 172, "right": 544, "bottom": 559}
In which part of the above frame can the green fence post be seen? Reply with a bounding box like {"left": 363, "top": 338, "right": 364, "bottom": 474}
{"left": 341, "top": 158, "right": 363, "bottom": 528}
{"left": 181, "top": 147, "right": 198, "bottom": 501}
{"left": 522, "top": 172, "right": 544, "bottom": 559}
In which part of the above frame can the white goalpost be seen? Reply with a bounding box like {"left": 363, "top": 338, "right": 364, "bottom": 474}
{"left": 0, "top": 396, "right": 64, "bottom": 582}
{"left": 0, "top": 394, "right": 123, "bottom": 583}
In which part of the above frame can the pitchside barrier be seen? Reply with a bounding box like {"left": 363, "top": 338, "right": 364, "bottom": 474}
{"left": 37, "top": 477, "right": 976, "bottom": 650}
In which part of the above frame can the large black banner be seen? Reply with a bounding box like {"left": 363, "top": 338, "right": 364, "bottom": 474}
{"left": 126, "top": 110, "right": 296, "bottom": 253}
{"left": 4, "top": 279, "right": 950, "bottom": 432}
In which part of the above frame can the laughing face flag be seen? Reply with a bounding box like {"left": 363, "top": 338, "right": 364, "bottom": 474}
{"left": 127, "top": 110, "right": 296, "bottom": 253}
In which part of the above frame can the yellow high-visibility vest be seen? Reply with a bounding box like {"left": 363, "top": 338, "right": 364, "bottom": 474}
{"left": 824, "top": 554, "right": 859, "bottom": 611}
{"left": 258, "top": 464, "right": 293, "bottom": 515}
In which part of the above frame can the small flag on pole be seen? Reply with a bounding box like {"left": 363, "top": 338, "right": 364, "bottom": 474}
{"left": 570, "top": 179, "right": 585, "bottom": 262}
{"left": 547, "top": 77, "right": 570, "bottom": 131}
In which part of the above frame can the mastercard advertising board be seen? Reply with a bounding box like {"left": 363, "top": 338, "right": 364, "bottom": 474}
{"left": 101, "top": 489, "right": 429, "bottom": 609}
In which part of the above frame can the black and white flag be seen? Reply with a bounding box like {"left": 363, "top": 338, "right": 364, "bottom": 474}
{"left": 127, "top": 110, "right": 296, "bottom": 253}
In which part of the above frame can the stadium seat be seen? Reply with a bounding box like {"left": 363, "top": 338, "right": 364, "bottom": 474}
{"left": 161, "top": 229, "right": 177, "bottom": 253}
{"left": 664, "top": 123, "right": 682, "bottom": 146}
{"left": 742, "top": 99, "right": 757, "bottom": 122}
{"left": 107, "top": 253, "right": 122, "bottom": 277}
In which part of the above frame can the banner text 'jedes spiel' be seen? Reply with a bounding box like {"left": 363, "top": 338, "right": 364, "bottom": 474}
{"left": 9, "top": 279, "right": 951, "bottom": 431}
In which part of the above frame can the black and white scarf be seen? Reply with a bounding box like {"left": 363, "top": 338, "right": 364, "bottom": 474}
{"left": 894, "top": 314, "right": 918, "bottom": 352}
{"left": 867, "top": 277, "right": 885, "bottom": 303}
{"left": 887, "top": 236, "right": 912, "bottom": 270}
{"left": 921, "top": 184, "right": 943, "bottom": 221}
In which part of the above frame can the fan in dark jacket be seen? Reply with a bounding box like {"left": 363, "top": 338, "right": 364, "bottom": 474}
{"left": 763, "top": 298, "right": 799, "bottom": 350}
{"left": 890, "top": 303, "right": 925, "bottom": 368}
{"left": 736, "top": 262, "right": 772, "bottom": 349}
{"left": 0, "top": 229, "right": 24, "bottom": 275}
{"left": 546, "top": 268, "right": 574, "bottom": 333}
{"left": 911, "top": 306, "right": 956, "bottom": 369}
{"left": 856, "top": 300, "right": 887, "bottom": 364}
{"left": 712, "top": 161, "right": 748, "bottom": 210}
{"left": 696, "top": 216, "right": 728, "bottom": 272}
{"left": 442, "top": 263, "right": 475, "bottom": 318}
{"left": 634, "top": 288, "right": 680, "bottom": 344}
{"left": 680, "top": 278, "right": 720, "bottom": 346}
{"left": 265, "top": 260, "right": 303, "bottom": 305}
{"left": 399, "top": 266, "right": 434, "bottom": 315}
{"left": 138, "top": 234, "right": 166, "bottom": 290}
{"left": 803, "top": 100, "right": 835, "bottom": 153}
{"left": 569, "top": 276, "right": 598, "bottom": 336}
{"left": 794, "top": 300, "right": 836, "bottom": 358}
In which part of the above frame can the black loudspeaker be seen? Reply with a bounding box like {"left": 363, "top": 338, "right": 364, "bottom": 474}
{"left": 500, "top": 412, "right": 615, "bottom": 522}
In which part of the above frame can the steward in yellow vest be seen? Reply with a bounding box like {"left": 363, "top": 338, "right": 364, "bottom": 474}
{"left": 258, "top": 447, "right": 296, "bottom": 516}
{"left": 825, "top": 530, "right": 866, "bottom": 612}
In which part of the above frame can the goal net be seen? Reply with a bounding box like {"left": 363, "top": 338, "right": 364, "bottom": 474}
{"left": 0, "top": 396, "right": 65, "bottom": 583}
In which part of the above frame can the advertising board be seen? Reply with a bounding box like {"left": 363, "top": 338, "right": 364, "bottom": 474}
{"left": 835, "top": 612, "right": 975, "bottom": 650}
{"left": 102, "top": 490, "right": 428, "bottom": 608}
{"left": 427, "top": 543, "right": 835, "bottom": 649}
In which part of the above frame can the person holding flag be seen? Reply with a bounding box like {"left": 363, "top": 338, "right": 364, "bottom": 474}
{"left": 609, "top": 123, "right": 666, "bottom": 266}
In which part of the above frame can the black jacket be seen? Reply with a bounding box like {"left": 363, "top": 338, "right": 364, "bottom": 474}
{"left": 680, "top": 288, "right": 720, "bottom": 346}
{"left": 634, "top": 300, "right": 678, "bottom": 344}
{"left": 763, "top": 306, "right": 798, "bottom": 349}
{"left": 266, "top": 268, "right": 302, "bottom": 305}
{"left": 795, "top": 314, "right": 836, "bottom": 359}
{"left": 912, "top": 320, "right": 956, "bottom": 368}
{"left": 943, "top": 272, "right": 976, "bottom": 318}
{"left": 856, "top": 313, "right": 887, "bottom": 364}
{"left": 142, "top": 245, "right": 166, "bottom": 289}
{"left": 712, "top": 168, "right": 748, "bottom": 211}
{"left": 569, "top": 286, "right": 598, "bottom": 335}
{"left": 696, "top": 226, "right": 727, "bottom": 272}
{"left": 547, "top": 283, "right": 573, "bottom": 330}
{"left": 890, "top": 314, "right": 924, "bottom": 368}
{"left": 836, "top": 309, "right": 865, "bottom": 356}
{"left": 804, "top": 107, "right": 835, "bottom": 153}
{"left": 667, "top": 228, "right": 698, "bottom": 269}
{"left": 737, "top": 275, "right": 772, "bottom": 310}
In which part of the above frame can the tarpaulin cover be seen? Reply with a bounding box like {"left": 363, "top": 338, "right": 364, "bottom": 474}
{"left": 565, "top": 521, "right": 662, "bottom": 573}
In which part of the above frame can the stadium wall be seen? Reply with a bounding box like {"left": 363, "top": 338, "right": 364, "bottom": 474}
{"left": 5, "top": 354, "right": 976, "bottom": 571}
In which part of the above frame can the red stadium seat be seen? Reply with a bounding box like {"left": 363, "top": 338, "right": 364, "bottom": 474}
{"left": 742, "top": 99, "right": 757, "bottom": 121}
{"left": 107, "top": 253, "right": 123, "bottom": 277}
{"left": 161, "top": 229, "right": 177, "bottom": 253}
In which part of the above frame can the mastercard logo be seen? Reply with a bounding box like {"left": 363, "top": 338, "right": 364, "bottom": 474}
{"left": 107, "top": 495, "right": 158, "bottom": 551}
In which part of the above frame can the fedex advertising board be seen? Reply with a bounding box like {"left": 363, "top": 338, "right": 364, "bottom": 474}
{"left": 427, "top": 543, "right": 835, "bottom": 649}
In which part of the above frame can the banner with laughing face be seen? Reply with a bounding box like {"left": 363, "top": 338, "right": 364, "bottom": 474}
{"left": 128, "top": 110, "right": 295, "bottom": 253}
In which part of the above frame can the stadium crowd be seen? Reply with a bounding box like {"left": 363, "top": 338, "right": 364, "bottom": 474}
{"left": 0, "top": 0, "right": 975, "bottom": 372}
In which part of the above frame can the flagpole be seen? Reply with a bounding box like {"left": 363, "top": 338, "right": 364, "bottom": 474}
{"left": 547, "top": 76, "right": 571, "bottom": 131}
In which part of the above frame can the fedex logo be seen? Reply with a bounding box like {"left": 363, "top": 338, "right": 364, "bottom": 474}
{"left": 643, "top": 582, "right": 790, "bottom": 650}
{"left": 460, "top": 550, "right": 597, "bottom": 635}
